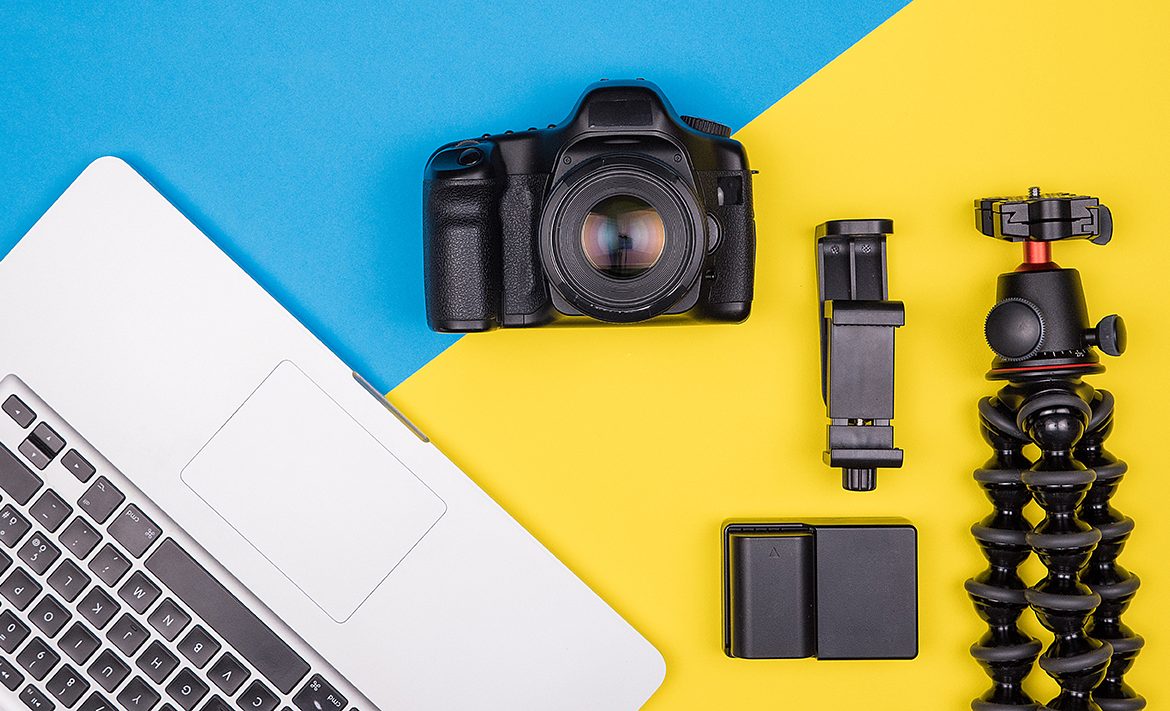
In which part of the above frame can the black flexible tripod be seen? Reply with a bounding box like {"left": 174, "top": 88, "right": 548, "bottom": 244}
{"left": 965, "top": 189, "right": 1143, "bottom": 711}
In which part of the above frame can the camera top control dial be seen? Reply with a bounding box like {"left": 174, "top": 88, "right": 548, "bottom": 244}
{"left": 681, "top": 115, "right": 732, "bottom": 138}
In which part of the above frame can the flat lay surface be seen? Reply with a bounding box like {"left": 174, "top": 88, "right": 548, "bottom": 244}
{"left": 395, "top": 3, "right": 1168, "bottom": 708}
{"left": 3, "top": 1, "right": 1168, "bottom": 709}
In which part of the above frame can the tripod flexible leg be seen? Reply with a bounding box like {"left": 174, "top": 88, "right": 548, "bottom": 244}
{"left": 1015, "top": 384, "right": 1111, "bottom": 711}
{"left": 967, "top": 396, "right": 1041, "bottom": 710}
{"left": 1076, "top": 390, "right": 1145, "bottom": 711}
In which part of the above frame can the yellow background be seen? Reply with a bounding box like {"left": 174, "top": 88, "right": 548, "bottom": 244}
{"left": 391, "top": 2, "right": 1168, "bottom": 708}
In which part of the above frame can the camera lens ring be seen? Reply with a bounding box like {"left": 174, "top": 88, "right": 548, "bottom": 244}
{"left": 555, "top": 175, "right": 688, "bottom": 299}
{"left": 539, "top": 155, "right": 707, "bottom": 322}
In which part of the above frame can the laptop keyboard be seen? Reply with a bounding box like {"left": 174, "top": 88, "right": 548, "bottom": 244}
{"left": 0, "top": 388, "right": 359, "bottom": 711}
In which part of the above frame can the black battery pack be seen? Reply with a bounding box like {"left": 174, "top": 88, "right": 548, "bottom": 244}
{"left": 722, "top": 521, "right": 918, "bottom": 660}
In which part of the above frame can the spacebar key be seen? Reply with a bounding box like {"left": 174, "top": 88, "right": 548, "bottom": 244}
{"left": 146, "top": 538, "right": 310, "bottom": 693}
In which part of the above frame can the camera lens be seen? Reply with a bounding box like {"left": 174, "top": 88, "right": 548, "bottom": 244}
{"left": 580, "top": 196, "right": 666, "bottom": 279}
{"left": 539, "top": 154, "right": 707, "bottom": 322}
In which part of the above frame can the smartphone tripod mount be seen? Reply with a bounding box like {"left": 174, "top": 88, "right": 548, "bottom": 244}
{"left": 816, "top": 219, "right": 904, "bottom": 492}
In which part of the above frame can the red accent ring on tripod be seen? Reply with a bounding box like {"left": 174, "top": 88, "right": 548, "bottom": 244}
{"left": 990, "top": 362, "right": 1099, "bottom": 375}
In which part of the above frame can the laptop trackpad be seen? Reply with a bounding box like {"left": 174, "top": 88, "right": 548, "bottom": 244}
{"left": 182, "top": 361, "right": 446, "bottom": 622}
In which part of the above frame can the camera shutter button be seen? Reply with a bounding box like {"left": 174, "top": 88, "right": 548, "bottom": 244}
{"left": 457, "top": 148, "right": 484, "bottom": 166}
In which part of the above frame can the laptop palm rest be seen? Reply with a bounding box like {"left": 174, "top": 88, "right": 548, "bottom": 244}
{"left": 181, "top": 360, "right": 447, "bottom": 622}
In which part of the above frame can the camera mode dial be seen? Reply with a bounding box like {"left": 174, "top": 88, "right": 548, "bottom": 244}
{"left": 681, "top": 115, "right": 732, "bottom": 138}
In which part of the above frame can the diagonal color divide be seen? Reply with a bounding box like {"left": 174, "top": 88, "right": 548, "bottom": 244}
{"left": 0, "top": 1, "right": 908, "bottom": 391}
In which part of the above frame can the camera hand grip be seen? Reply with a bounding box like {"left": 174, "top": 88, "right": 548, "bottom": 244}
{"left": 423, "top": 167, "right": 503, "bottom": 332}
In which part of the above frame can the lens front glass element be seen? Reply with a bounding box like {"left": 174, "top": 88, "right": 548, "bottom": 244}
{"left": 580, "top": 196, "right": 666, "bottom": 279}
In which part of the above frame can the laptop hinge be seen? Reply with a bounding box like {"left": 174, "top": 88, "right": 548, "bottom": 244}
{"left": 351, "top": 372, "right": 430, "bottom": 443}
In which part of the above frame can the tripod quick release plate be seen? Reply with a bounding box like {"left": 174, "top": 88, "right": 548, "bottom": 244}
{"left": 816, "top": 219, "right": 905, "bottom": 492}
{"left": 976, "top": 190, "right": 1112, "bottom": 244}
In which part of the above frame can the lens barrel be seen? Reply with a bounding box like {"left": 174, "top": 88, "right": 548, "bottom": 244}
{"left": 539, "top": 155, "right": 707, "bottom": 323}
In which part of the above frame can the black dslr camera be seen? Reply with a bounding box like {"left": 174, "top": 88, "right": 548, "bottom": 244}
{"left": 423, "top": 79, "right": 756, "bottom": 331}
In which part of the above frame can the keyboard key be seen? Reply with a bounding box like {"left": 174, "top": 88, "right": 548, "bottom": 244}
{"left": 203, "top": 698, "right": 232, "bottom": 711}
{"left": 0, "top": 504, "right": 32, "bottom": 547}
{"left": 78, "top": 478, "right": 124, "bottom": 525}
{"left": 61, "top": 449, "right": 96, "bottom": 482}
{"left": 30, "top": 594, "right": 72, "bottom": 637}
{"left": 19, "top": 533, "right": 61, "bottom": 575}
{"left": 107, "top": 613, "right": 149, "bottom": 656}
{"left": 19, "top": 438, "right": 52, "bottom": 470}
{"left": 149, "top": 598, "right": 191, "bottom": 641}
{"left": 118, "top": 676, "right": 161, "bottom": 711}
{"left": 30, "top": 491, "right": 72, "bottom": 533}
{"left": 108, "top": 504, "right": 162, "bottom": 558}
{"left": 3, "top": 394, "right": 35, "bottom": 428}
{"left": 208, "top": 652, "right": 248, "bottom": 695}
{"left": 0, "top": 609, "right": 31, "bottom": 652}
{"left": 166, "top": 668, "right": 209, "bottom": 710}
{"left": 58, "top": 622, "right": 101, "bottom": 665}
{"left": 19, "top": 683, "right": 54, "bottom": 710}
{"left": 176, "top": 625, "right": 219, "bottom": 669}
{"left": 17, "top": 636, "right": 61, "bottom": 680}
{"left": 48, "top": 559, "right": 92, "bottom": 603}
{"left": 86, "top": 649, "right": 129, "bottom": 692}
{"left": 137, "top": 640, "right": 179, "bottom": 684}
{"left": 1, "top": 567, "right": 42, "bottom": 609}
{"left": 31, "top": 422, "right": 66, "bottom": 456}
{"left": 118, "top": 571, "right": 161, "bottom": 614}
{"left": 147, "top": 539, "right": 309, "bottom": 693}
{"left": 87, "top": 544, "right": 131, "bottom": 586}
{"left": 79, "top": 692, "right": 116, "bottom": 711}
{"left": 0, "top": 547, "right": 11, "bottom": 575}
{"left": 59, "top": 516, "right": 102, "bottom": 559}
{"left": 0, "top": 442, "right": 43, "bottom": 503}
{"left": 77, "top": 587, "right": 119, "bottom": 629}
{"left": 293, "top": 674, "right": 347, "bottom": 711}
{"left": 0, "top": 655, "right": 24, "bottom": 690}
{"left": 60, "top": 516, "right": 101, "bottom": 561}
{"left": 47, "top": 664, "right": 90, "bottom": 707}
{"left": 237, "top": 680, "right": 279, "bottom": 711}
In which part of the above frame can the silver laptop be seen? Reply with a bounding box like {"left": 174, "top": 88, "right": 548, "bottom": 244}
{"left": 0, "top": 157, "right": 664, "bottom": 711}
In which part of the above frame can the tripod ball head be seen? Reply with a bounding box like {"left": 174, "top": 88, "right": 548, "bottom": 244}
{"left": 976, "top": 188, "right": 1124, "bottom": 378}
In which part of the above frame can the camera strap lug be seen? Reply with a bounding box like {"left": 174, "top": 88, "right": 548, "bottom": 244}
{"left": 815, "top": 219, "right": 904, "bottom": 491}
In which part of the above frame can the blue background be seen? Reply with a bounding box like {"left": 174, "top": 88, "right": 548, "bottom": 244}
{"left": 0, "top": 1, "right": 906, "bottom": 391}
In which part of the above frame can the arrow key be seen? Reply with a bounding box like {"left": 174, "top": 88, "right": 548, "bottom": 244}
{"left": 2, "top": 395, "right": 35, "bottom": 429}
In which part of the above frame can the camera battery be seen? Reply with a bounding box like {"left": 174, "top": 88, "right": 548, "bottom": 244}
{"left": 723, "top": 521, "right": 918, "bottom": 660}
